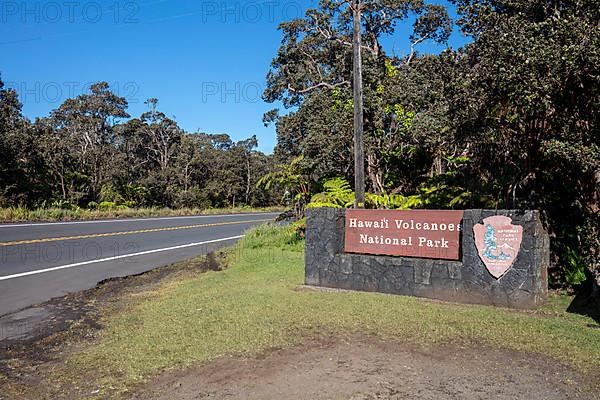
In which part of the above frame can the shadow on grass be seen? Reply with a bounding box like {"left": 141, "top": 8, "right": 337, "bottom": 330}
{"left": 567, "top": 291, "right": 600, "bottom": 327}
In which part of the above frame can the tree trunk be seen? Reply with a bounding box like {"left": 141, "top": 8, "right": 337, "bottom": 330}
{"left": 592, "top": 278, "right": 599, "bottom": 299}
{"left": 367, "top": 154, "right": 385, "bottom": 195}
{"left": 246, "top": 155, "right": 251, "bottom": 205}
{"left": 434, "top": 156, "right": 443, "bottom": 176}
{"left": 594, "top": 168, "right": 600, "bottom": 212}
{"left": 184, "top": 164, "right": 189, "bottom": 191}
{"left": 352, "top": 0, "right": 365, "bottom": 208}
{"left": 59, "top": 167, "right": 67, "bottom": 201}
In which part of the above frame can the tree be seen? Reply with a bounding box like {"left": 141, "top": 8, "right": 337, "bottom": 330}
{"left": 49, "top": 82, "right": 129, "bottom": 203}
{"left": 0, "top": 76, "right": 25, "bottom": 205}
{"left": 139, "top": 98, "right": 183, "bottom": 172}
{"left": 263, "top": 0, "right": 599, "bottom": 292}
{"left": 257, "top": 156, "right": 314, "bottom": 217}
{"left": 35, "top": 118, "right": 79, "bottom": 203}
{"left": 236, "top": 135, "right": 259, "bottom": 204}
{"left": 0, "top": 76, "right": 47, "bottom": 206}
{"left": 450, "top": 0, "right": 600, "bottom": 292}
{"left": 264, "top": 0, "right": 452, "bottom": 194}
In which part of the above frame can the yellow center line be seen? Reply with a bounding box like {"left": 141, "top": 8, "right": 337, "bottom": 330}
{"left": 0, "top": 219, "right": 272, "bottom": 247}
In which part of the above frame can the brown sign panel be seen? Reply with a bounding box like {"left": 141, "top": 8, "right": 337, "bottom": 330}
{"left": 344, "top": 209, "right": 464, "bottom": 260}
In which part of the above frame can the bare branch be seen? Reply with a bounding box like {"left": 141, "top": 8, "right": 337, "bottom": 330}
{"left": 314, "top": 18, "right": 353, "bottom": 48}
{"left": 300, "top": 48, "right": 324, "bottom": 80}
{"left": 287, "top": 81, "right": 350, "bottom": 94}
{"left": 311, "top": 6, "right": 378, "bottom": 58}
{"left": 406, "top": 34, "right": 430, "bottom": 65}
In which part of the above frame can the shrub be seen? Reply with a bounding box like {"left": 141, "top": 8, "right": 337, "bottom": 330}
{"left": 291, "top": 218, "right": 306, "bottom": 240}
{"left": 173, "top": 188, "right": 211, "bottom": 209}
{"left": 100, "top": 184, "right": 124, "bottom": 205}
{"left": 98, "top": 201, "right": 117, "bottom": 210}
{"left": 579, "top": 215, "right": 600, "bottom": 296}
{"left": 51, "top": 199, "right": 77, "bottom": 210}
{"left": 564, "top": 247, "right": 587, "bottom": 286}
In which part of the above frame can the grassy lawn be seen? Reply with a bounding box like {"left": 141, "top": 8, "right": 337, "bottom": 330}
{"left": 54, "top": 224, "right": 600, "bottom": 397}
{"left": 0, "top": 206, "right": 284, "bottom": 223}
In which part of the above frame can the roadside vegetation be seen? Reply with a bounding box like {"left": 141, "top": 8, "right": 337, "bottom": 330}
{"left": 34, "top": 224, "right": 598, "bottom": 399}
{"left": 0, "top": 206, "right": 284, "bottom": 223}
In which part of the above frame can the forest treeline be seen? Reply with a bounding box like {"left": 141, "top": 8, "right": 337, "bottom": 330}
{"left": 0, "top": 82, "right": 279, "bottom": 210}
{"left": 262, "top": 0, "right": 599, "bottom": 291}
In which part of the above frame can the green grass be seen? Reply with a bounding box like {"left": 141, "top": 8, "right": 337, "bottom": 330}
{"left": 0, "top": 206, "right": 284, "bottom": 223}
{"left": 57, "top": 224, "right": 600, "bottom": 397}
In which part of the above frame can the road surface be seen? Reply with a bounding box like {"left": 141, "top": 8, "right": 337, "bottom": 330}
{"left": 0, "top": 212, "right": 279, "bottom": 317}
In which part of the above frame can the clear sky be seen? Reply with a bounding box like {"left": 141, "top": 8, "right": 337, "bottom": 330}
{"left": 1, "top": 0, "right": 469, "bottom": 153}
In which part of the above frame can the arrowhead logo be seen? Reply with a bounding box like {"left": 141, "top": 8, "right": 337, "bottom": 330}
{"left": 473, "top": 216, "right": 523, "bottom": 279}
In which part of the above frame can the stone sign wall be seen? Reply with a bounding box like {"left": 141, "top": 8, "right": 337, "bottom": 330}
{"left": 305, "top": 208, "right": 549, "bottom": 309}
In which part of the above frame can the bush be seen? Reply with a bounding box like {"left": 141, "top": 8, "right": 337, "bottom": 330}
{"left": 173, "top": 188, "right": 211, "bottom": 209}
{"left": 51, "top": 199, "right": 77, "bottom": 210}
{"left": 564, "top": 247, "right": 587, "bottom": 286}
{"left": 579, "top": 214, "right": 600, "bottom": 296}
{"left": 290, "top": 218, "right": 306, "bottom": 240}
{"left": 98, "top": 201, "right": 117, "bottom": 210}
{"left": 100, "top": 184, "right": 124, "bottom": 205}
{"left": 122, "top": 185, "right": 150, "bottom": 207}
{"left": 122, "top": 200, "right": 137, "bottom": 208}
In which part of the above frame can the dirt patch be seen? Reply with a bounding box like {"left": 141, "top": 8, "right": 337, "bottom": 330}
{"left": 133, "top": 336, "right": 598, "bottom": 400}
{"left": 0, "top": 252, "right": 226, "bottom": 391}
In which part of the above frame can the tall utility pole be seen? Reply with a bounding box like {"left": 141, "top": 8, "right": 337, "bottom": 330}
{"left": 352, "top": 0, "right": 365, "bottom": 208}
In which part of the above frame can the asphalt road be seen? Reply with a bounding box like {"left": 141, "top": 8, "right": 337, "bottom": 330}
{"left": 0, "top": 212, "right": 279, "bottom": 317}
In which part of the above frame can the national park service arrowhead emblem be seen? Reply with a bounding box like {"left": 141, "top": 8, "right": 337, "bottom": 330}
{"left": 473, "top": 216, "right": 523, "bottom": 279}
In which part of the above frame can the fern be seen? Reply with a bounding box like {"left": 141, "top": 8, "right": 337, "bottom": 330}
{"left": 308, "top": 177, "right": 354, "bottom": 209}
{"left": 308, "top": 178, "right": 424, "bottom": 210}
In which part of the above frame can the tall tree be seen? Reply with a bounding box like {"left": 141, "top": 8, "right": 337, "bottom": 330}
{"left": 0, "top": 76, "right": 45, "bottom": 206}
{"left": 139, "top": 98, "right": 182, "bottom": 172}
{"left": 264, "top": 0, "right": 451, "bottom": 193}
{"left": 236, "top": 135, "right": 259, "bottom": 204}
{"left": 50, "top": 82, "right": 129, "bottom": 203}
{"left": 0, "top": 76, "right": 24, "bottom": 204}
{"left": 450, "top": 0, "right": 600, "bottom": 290}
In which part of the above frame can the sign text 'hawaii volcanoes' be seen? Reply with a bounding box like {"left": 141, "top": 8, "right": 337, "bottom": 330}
{"left": 345, "top": 209, "right": 464, "bottom": 260}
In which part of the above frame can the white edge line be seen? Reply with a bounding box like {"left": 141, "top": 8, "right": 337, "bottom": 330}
{"left": 0, "top": 235, "right": 244, "bottom": 282}
{"left": 0, "top": 213, "right": 281, "bottom": 228}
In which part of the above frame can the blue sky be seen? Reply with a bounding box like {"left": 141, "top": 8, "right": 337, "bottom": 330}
{"left": 1, "top": 0, "right": 469, "bottom": 153}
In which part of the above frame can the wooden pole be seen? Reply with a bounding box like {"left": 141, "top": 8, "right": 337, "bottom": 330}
{"left": 352, "top": 0, "right": 365, "bottom": 208}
